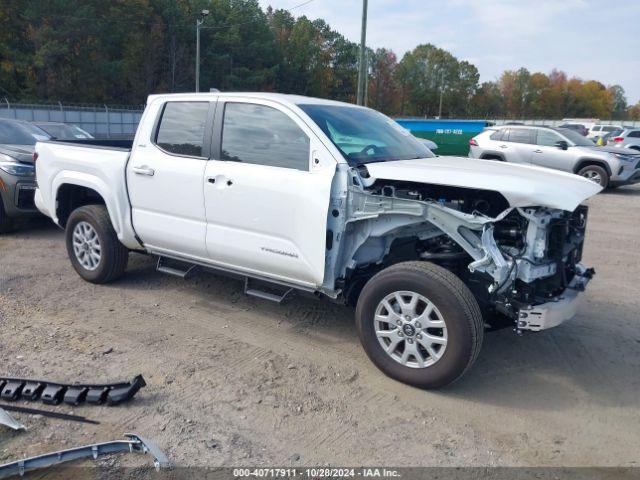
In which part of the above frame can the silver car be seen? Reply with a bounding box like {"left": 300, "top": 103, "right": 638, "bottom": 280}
{"left": 609, "top": 128, "right": 640, "bottom": 151}
{"left": 469, "top": 125, "right": 640, "bottom": 188}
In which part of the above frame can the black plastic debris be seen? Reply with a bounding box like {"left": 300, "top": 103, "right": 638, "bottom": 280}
{"left": 0, "top": 375, "right": 146, "bottom": 406}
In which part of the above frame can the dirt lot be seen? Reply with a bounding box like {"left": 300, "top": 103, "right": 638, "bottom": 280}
{"left": 1, "top": 185, "right": 639, "bottom": 472}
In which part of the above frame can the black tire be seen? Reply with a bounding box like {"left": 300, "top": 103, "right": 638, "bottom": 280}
{"left": 65, "top": 205, "right": 128, "bottom": 284}
{"left": 355, "top": 261, "right": 484, "bottom": 389}
{"left": 577, "top": 164, "right": 609, "bottom": 188}
{"left": 0, "top": 196, "right": 12, "bottom": 234}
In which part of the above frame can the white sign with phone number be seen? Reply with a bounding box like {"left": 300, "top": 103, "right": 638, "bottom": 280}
{"left": 435, "top": 129, "right": 463, "bottom": 135}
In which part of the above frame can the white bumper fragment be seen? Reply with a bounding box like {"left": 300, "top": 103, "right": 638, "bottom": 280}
{"left": 517, "top": 270, "right": 592, "bottom": 332}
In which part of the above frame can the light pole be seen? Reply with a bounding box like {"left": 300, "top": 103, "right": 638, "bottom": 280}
{"left": 356, "top": 0, "right": 368, "bottom": 106}
{"left": 437, "top": 69, "right": 445, "bottom": 119}
{"left": 195, "top": 9, "right": 210, "bottom": 93}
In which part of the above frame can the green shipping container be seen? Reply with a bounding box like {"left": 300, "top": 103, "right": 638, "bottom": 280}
{"left": 394, "top": 119, "right": 493, "bottom": 156}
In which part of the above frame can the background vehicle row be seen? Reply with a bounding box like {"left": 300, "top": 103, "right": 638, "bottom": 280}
{"left": 469, "top": 125, "right": 640, "bottom": 188}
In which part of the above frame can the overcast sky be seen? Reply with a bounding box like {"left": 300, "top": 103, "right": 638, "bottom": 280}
{"left": 259, "top": 0, "right": 640, "bottom": 104}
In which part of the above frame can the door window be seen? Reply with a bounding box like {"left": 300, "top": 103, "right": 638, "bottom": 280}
{"left": 506, "top": 128, "right": 533, "bottom": 144}
{"left": 221, "top": 103, "right": 310, "bottom": 171}
{"left": 536, "top": 129, "right": 564, "bottom": 147}
{"left": 628, "top": 131, "right": 640, "bottom": 138}
{"left": 155, "top": 102, "right": 210, "bottom": 157}
{"left": 490, "top": 130, "right": 504, "bottom": 141}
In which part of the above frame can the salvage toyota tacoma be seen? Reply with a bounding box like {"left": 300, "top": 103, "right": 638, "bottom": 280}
{"left": 33, "top": 93, "right": 601, "bottom": 388}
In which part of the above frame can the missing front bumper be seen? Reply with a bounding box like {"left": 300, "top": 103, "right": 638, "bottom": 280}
{"left": 517, "top": 271, "right": 593, "bottom": 332}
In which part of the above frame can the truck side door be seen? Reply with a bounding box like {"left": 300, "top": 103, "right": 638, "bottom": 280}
{"left": 203, "top": 100, "right": 336, "bottom": 287}
{"left": 127, "top": 100, "right": 215, "bottom": 258}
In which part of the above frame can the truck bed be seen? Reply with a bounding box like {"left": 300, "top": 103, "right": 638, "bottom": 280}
{"left": 45, "top": 138, "right": 133, "bottom": 150}
{"left": 34, "top": 139, "right": 135, "bottom": 246}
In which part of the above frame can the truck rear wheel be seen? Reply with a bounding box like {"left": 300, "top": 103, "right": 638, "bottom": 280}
{"left": 65, "top": 205, "right": 128, "bottom": 284}
{"left": 355, "top": 261, "right": 484, "bottom": 389}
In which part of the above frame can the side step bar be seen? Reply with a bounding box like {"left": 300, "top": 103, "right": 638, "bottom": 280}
{"left": 244, "top": 278, "right": 293, "bottom": 304}
{"left": 156, "top": 255, "right": 298, "bottom": 304}
{"left": 157, "top": 256, "right": 200, "bottom": 279}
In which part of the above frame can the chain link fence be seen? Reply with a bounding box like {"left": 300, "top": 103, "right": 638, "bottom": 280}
{"left": 0, "top": 99, "right": 144, "bottom": 139}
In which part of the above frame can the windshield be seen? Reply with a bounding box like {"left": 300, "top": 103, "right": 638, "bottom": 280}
{"left": 299, "top": 104, "right": 434, "bottom": 165}
{"left": 556, "top": 128, "right": 594, "bottom": 146}
{"left": 0, "top": 120, "right": 51, "bottom": 145}
{"left": 35, "top": 123, "right": 93, "bottom": 140}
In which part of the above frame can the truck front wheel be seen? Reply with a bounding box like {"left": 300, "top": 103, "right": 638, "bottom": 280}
{"left": 65, "top": 205, "right": 128, "bottom": 284}
{"left": 0, "top": 196, "right": 12, "bottom": 234}
{"left": 355, "top": 261, "right": 484, "bottom": 389}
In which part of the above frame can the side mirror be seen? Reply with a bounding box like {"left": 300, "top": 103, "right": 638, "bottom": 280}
{"left": 554, "top": 140, "right": 568, "bottom": 150}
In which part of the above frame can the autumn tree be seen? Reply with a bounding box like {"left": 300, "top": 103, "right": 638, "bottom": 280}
{"left": 368, "top": 48, "right": 400, "bottom": 114}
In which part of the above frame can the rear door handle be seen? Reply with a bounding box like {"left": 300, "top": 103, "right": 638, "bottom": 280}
{"left": 533, "top": 149, "right": 543, "bottom": 153}
{"left": 132, "top": 165, "right": 155, "bottom": 176}
{"left": 499, "top": 144, "right": 508, "bottom": 149}
{"left": 206, "top": 177, "right": 233, "bottom": 186}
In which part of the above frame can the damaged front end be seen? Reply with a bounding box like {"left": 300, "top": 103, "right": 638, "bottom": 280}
{"left": 325, "top": 167, "right": 594, "bottom": 332}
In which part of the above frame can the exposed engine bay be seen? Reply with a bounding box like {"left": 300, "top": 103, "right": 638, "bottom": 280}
{"left": 324, "top": 166, "right": 594, "bottom": 332}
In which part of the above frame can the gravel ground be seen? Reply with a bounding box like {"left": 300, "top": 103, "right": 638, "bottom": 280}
{"left": 0, "top": 185, "right": 639, "bottom": 473}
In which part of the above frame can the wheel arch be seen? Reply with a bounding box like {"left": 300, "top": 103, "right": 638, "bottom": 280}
{"left": 573, "top": 158, "right": 612, "bottom": 176}
{"left": 479, "top": 152, "right": 505, "bottom": 161}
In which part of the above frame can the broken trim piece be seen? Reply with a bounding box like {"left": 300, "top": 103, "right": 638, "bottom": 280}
{"left": 0, "top": 407, "right": 25, "bottom": 431}
{"left": 0, "top": 433, "right": 170, "bottom": 479}
{"left": 0, "top": 404, "right": 99, "bottom": 425}
{"left": 0, "top": 375, "right": 146, "bottom": 406}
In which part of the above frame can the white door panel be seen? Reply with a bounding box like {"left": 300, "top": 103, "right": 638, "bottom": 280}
{"left": 204, "top": 160, "right": 334, "bottom": 286}
{"left": 129, "top": 154, "right": 207, "bottom": 256}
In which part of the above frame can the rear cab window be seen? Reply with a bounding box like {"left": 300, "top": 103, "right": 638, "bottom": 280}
{"left": 154, "top": 101, "right": 210, "bottom": 157}
{"left": 220, "top": 103, "right": 310, "bottom": 171}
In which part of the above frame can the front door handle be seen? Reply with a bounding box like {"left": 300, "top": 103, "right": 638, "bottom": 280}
{"left": 533, "top": 149, "right": 543, "bottom": 153}
{"left": 132, "top": 165, "right": 155, "bottom": 176}
{"left": 499, "top": 144, "right": 508, "bottom": 149}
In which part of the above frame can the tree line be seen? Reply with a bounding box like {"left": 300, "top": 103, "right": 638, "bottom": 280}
{"left": 1, "top": 0, "right": 638, "bottom": 119}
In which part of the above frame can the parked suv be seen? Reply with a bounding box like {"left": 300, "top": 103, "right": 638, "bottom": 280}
{"left": 609, "top": 128, "right": 640, "bottom": 151}
{"left": 588, "top": 124, "right": 623, "bottom": 142}
{"left": 469, "top": 125, "right": 640, "bottom": 188}
{"left": 0, "top": 118, "right": 50, "bottom": 232}
{"left": 558, "top": 123, "right": 588, "bottom": 136}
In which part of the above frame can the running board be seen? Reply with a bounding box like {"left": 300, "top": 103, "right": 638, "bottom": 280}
{"left": 157, "top": 256, "right": 199, "bottom": 279}
{"left": 244, "top": 278, "right": 293, "bottom": 304}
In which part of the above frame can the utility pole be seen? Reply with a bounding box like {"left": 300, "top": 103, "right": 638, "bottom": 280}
{"left": 356, "top": 0, "right": 368, "bottom": 106}
{"left": 437, "top": 69, "right": 445, "bottom": 119}
{"left": 195, "top": 9, "right": 210, "bottom": 93}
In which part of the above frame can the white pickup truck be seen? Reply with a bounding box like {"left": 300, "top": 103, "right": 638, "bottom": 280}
{"left": 34, "top": 93, "right": 601, "bottom": 388}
